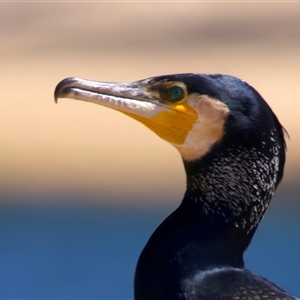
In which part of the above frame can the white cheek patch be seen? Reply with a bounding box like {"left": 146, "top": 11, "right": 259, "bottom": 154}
{"left": 174, "top": 95, "right": 229, "bottom": 161}
{"left": 71, "top": 88, "right": 166, "bottom": 119}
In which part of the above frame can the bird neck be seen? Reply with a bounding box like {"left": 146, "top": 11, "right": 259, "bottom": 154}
{"left": 134, "top": 198, "right": 249, "bottom": 300}
{"left": 134, "top": 141, "right": 280, "bottom": 300}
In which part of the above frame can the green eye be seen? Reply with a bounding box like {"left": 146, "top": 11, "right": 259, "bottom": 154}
{"left": 168, "top": 86, "right": 185, "bottom": 102}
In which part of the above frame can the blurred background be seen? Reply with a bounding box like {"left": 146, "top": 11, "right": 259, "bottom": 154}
{"left": 1, "top": 2, "right": 300, "bottom": 299}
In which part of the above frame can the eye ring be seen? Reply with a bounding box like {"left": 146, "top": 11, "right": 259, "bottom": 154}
{"left": 168, "top": 86, "right": 185, "bottom": 102}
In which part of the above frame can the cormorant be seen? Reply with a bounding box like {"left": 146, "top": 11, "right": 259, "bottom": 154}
{"left": 54, "top": 73, "right": 299, "bottom": 300}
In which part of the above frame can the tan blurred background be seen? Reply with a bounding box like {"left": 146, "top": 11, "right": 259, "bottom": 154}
{"left": 1, "top": 2, "right": 300, "bottom": 207}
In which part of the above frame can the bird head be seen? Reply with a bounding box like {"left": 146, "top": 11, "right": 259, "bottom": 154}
{"left": 54, "top": 73, "right": 285, "bottom": 166}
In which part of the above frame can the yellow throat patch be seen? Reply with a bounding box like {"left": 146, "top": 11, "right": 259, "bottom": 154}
{"left": 122, "top": 103, "right": 198, "bottom": 145}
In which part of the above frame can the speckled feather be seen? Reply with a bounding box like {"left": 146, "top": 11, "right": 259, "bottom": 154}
{"left": 183, "top": 268, "right": 299, "bottom": 300}
{"left": 188, "top": 129, "right": 281, "bottom": 232}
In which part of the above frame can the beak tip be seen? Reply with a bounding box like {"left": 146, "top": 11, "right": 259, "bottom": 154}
{"left": 54, "top": 95, "right": 58, "bottom": 104}
{"left": 54, "top": 77, "right": 76, "bottom": 104}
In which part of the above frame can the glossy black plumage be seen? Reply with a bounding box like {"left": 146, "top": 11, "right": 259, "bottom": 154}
{"left": 132, "top": 75, "right": 295, "bottom": 300}
{"left": 54, "top": 73, "right": 298, "bottom": 300}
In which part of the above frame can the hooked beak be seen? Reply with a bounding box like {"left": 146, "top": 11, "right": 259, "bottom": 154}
{"left": 54, "top": 77, "right": 166, "bottom": 119}
{"left": 54, "top": 77, "right": 197, "bottom": 145}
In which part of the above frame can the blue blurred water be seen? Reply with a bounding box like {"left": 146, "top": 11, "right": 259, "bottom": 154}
{"left": 0, "top": 200, "right": 299, "bottom": 299}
